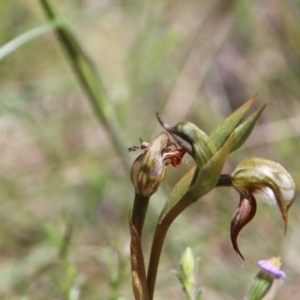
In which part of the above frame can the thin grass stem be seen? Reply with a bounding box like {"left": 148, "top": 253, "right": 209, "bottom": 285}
{"left": 39, "top": 0, "right": 131, "bottom": 169}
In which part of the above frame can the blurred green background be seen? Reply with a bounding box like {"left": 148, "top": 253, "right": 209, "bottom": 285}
{"left": 0, "top": 0, "right": 300, "bottom": 299}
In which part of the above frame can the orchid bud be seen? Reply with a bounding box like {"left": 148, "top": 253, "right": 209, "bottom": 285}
{"left": 180, "top": 247, "right": 195, "bottom": 281}
{"left": 174, "top": 247, "right": 203, "bottom": 300}
{"left": 230, "top": 158, "right": 296, "bottom": 261}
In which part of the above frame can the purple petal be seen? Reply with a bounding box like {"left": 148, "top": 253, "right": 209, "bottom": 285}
{"left": 258, "top": 258, "right": 286, "bottom": 281}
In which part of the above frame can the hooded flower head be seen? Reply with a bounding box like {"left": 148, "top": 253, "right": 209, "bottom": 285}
{"left": 230, "top": 158, "right": 296, "bottom": 262}
{"left": 130, "top": 132, "right": 186, "bottom": 197}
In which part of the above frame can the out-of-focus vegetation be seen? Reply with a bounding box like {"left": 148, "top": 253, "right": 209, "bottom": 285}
{"left": 0, "top": 1, "right": 300, "bottom": 299}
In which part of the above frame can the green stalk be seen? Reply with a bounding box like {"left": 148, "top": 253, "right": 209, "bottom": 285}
{"left": 216, "top": 174, "right": 232, "bottom": 187}
{"left": 38, "top": 0, "right": 131, "bottom": 169}
{"left": 147, "top": 194, "right": 195, "bottom": 300}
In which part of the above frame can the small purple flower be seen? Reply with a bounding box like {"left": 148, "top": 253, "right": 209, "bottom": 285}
{"left": 247, "top": 257, "right": 286, "bottom": 299}
{"left": 258, "top": 257, "right": 286, "bottom": 281}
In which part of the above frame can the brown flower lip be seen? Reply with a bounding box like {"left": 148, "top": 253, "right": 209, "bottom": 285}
{"left": 162, "top": 145, "right": 186, "bottom": 167}
{"left": 230, "top": 192, "right": 257, "bottom": 263}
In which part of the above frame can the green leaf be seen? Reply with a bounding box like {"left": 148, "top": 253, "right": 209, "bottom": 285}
{"left": 187, "top": 133, "right": 233, "bottom": 200}
{"left": 209, "top": 94, "right": 257, "bottom": 150}
{"left": 159, "top": 165, "right": 196, "bottom": 219}
{"left": 230, "top": 104, "right": 266, "bottom": 152}
{"left": 0, "top": 24, "right": 57, "bottom": 61}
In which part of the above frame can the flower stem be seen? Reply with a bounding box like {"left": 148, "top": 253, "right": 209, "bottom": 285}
{"left": 132, "top": 194, "right": 150, "bottom": 238}
{"left": 216, "top": 174, "right": 232, "bottom": 187}
{"left": 147, "top": 194, "right": 195, "bottom": 300}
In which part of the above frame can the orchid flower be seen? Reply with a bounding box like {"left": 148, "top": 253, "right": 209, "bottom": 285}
{"left": 131, "top": 132, "right": 186, "bottom": 198}
{"left": 230, "top": 158, "right": 296, "bottom": 262}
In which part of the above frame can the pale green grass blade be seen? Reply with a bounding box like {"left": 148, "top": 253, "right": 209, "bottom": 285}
{"left": 38, "top": 0, "right": 131, "bottom": 169}
{"left": 0, "top": 24, "right": 55, "bottom": 60}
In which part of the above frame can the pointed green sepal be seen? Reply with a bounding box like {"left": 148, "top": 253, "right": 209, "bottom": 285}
{"left": 230, "top": 104, "right": 266, "bottom": 153}
{"left": 209, "top": 94, "right": 257, "bottom": 150}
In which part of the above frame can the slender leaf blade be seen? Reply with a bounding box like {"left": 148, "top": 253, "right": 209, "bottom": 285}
{"left": 187, "top": 134, "right": 233, "bottom": 199}
{"left": 230, "top": 104, "right": 266, "bottom": 152}
{"left": 210, "top": 94, "right": 257, "bottom": 149}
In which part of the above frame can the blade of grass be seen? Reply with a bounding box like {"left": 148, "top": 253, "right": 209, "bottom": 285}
{"left": 38, "top": 0, "right": 131, "bottom": 169}
{"left": 0, "top": 24, "right": 57, "bottom": 60}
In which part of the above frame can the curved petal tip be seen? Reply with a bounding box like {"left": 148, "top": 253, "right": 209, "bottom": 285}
{"left": 230, "top": 194, "right": 257, "bottom": 265}
{"left": 156, "top": 112, "right": 174, "bottom": 132}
